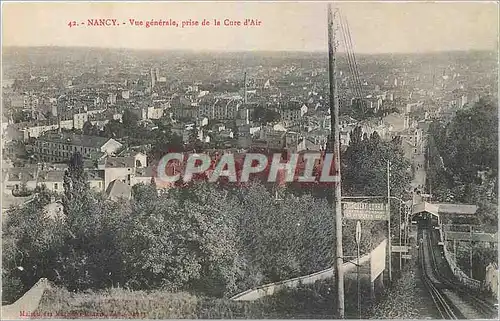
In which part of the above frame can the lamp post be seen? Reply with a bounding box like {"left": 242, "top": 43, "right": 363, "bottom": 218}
{"left": 355, "top": 221, "right": 361, "bottom": 319}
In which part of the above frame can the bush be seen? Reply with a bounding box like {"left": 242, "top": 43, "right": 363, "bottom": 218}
{"left": 2, "top": 270, "right": 24, "bottom": 305}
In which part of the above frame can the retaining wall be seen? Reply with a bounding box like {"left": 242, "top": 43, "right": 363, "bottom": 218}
{"left": 440, "top": 228, "right": 482, "bottom": 290}
{"left": 231, "top": 239, "right": 385, "bottom": 301}
{"left": 1, "top": 278, "right": 49, "bottom": 319}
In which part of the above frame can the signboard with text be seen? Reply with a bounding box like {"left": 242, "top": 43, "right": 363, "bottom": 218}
{"left": 342, "top": 202, "right": 389, "bottom": 221}
{"left": 392, "top": 245, "right": 409, "bottom": 253}
{"left": 355, "top": 221, "right": 361, "bottom": 244}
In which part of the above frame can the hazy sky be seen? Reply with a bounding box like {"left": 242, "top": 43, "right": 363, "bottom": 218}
{"left": 2, "top": 1, "right": 498, "bottom": 53}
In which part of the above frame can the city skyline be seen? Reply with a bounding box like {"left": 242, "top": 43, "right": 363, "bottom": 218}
{"left": 2, "top": 1, "right": 499, "bottom": 54}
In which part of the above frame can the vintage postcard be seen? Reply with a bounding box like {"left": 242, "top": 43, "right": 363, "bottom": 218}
{"left": 1, "top": 1, "right": 498, "bottom": 319}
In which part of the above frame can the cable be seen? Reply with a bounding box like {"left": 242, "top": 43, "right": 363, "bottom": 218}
{"left": 338, "top": 14, "right": 362, "bottom": 99}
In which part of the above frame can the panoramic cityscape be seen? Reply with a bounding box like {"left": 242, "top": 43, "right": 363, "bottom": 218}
{"left": 1, "top": 1, "right": 498, "bottom": 319}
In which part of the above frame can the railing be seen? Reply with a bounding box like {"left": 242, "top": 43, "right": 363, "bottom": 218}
{"left": 484, "top": 263, "right": 498, "bottom": 297}
{"left": 231, "top": 239, "right": 385, "bottom": 301}
{"left": 440, "top": 228, "right": 482, "bottom": 290}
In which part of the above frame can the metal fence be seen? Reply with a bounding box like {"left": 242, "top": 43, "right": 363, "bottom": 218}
{"left": 440, "top": 228, "right": 482, "bottom": 290}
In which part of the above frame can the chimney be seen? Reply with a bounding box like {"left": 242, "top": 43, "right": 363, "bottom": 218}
{"left": 244, "top": 72, "right": 248, "bottom": 104}
{"left": 57, "top": 105, "right": 62, "bottom": 134}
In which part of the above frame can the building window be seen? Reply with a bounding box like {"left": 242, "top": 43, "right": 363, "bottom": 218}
{"left": 54, "top": 183, "right": 58, "bottom": 190}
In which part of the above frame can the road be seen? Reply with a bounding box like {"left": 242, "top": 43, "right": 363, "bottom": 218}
{"left": 412, "top": 154, "right": 426, "bottom": 189}
{"left": 411, "top": 135, "right": 427, "bottom": 191}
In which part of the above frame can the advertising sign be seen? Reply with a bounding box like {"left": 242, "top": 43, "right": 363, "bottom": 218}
{"left": 391, "top": 245, "right": 409, "bottom": 253}
{"left": 343, "top": 202, "right": 389, "bottom": 221}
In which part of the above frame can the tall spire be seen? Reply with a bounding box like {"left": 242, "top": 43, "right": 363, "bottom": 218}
{"left": 150, "top": 67, "right": 156, "bottom": 93}
{"left": 244, "top": 72, "right": 248, "bottom": 104}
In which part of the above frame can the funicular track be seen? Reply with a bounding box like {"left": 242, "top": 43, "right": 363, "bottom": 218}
{"left": 419, "top": 229, "right": 463, "bottom": 319}
{"left": 427, "top": 228, "right": 498, "bottom": 319}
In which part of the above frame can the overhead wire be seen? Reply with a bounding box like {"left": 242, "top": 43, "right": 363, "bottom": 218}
{"left": 345, "top": 17, "right": 364, "bottom": 100}
{"left": 338, "top": 14, "right": 362, "bottom": 99}
{"left": 338, "top": 11, "right": 365, "bottom": 115}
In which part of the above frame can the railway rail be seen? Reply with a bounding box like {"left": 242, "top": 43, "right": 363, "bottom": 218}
{"left": 427, "top": 229, "right": 498, "bottom": 319}
{"left": 419, "top": 230, "right": 462, "bottom": 319}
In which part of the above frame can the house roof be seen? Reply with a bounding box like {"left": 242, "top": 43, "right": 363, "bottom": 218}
{"left": 135, "top": 166, "right": 155, "bottom": 178}
{"left": 382, "top": 113, "right": 405, "bottom": 132}
{"left": 106, "top": 179, "right": 132, "bottom": 201}
{"left": 2, "top": 194, "right": 34, "bottom": 210}
{"left": 445, "top": 231, "right": 497, "bottom": 243}
{"left": 302, "top": 138, "right": 322, "bottom": 151}
{"left": 105, "top": 156, "right": 135, "bottom": 168}
{"left": 436, "top": 203, "right": 478, "bottom": 215}
{"left": 38, "top": 133, "right": 111, "bottom": 148}
{"left": 412, "top": 202, "right": 440, "bottom": 217}
{"left": 398, "top": 128, "right": 420, "bottom": 136}
{"left": 339, "top": 115, "right": 358, "bottom": 124}
{"left": 86, "top": 169, "right": 105, "bottom": 180}
{"left": 281, "top": 101, "right": 303, "bottom": 110}
{"left": 413, "top": 202, "right": 478, "bottom": 216}
{"left": 5, "top": 167, "right": 38, "bottom": 182}
{"left": 37, "top": 170, "right": 65, "bottom": 183}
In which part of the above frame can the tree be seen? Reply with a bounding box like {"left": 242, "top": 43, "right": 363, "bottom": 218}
{"left": 428, "top": 98, "right": 498, "bottom": 227}
{"left": 103, "top": 119, "right": 125, "bottom": 138}
{"left": 231, "top": 121, "right": 239, "bottom": 140}
{"left": 148, "top": 125, "right": 184, "bottom": 162}
{"left": 251, "top": 106, "right": 280, "bottom": 124}
{"left": 120, "top": 182, "right": 242, "bottom": 296}
{"left": 82, "top": 120, "right": 98, "bottom": 136}
{"left": 342, "top": 127, "right": 411, "bottom": 199}
{"left": 122, "top": 109, "right": 140, "bottom": 129}
{"left": 59, "top": 151, "right": 112, "bottom": 290}
{"left": 442, "top": 98, "right": 498, "bottom": 184}
{"left": 188, "top": 123, "right": 199, "bottom": 146}
{"left": 2, "top": 186, "right": 64, "bottom": 299}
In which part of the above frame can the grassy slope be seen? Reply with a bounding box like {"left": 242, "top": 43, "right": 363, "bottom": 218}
{"left": 36, "top": 277, "right": 375, "bottom": 319}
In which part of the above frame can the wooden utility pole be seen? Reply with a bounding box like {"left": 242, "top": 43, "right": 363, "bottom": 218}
{"left": 399, "top": 200, "right": 402, "bottom": 270}
{"left": 469, "top": 224, "right": 473, "bottom": 278}
{"left": 387, "top": 160, "right": 392, "bottom": 282}
{"left": 328, "top": 4, "right": 344, "bottom": 319}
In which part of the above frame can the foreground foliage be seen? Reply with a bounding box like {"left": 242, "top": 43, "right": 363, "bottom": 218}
{"left": 3, "top": 127, "right": 408, "bottom": 303}
{"left": 427, "top": 98, "right": 498, "bottom": 278}
{"left": 36, "top": 277, "right": 373, "bottom": 319}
